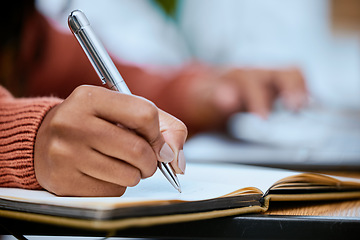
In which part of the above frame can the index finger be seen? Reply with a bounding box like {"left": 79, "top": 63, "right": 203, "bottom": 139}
{"left": 272, "top": 68, "right": 308, "bottom": 110}
{"left": 69, "top": 85, "right": 168, "bottom": 160}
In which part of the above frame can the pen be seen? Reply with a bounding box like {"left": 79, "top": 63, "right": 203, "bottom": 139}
{"left": 68, "top": 9, "right": 181, "bottom": 193}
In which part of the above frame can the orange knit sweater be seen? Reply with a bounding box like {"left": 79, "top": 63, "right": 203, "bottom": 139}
{"left": 0, "top": 86, "right": 61, "bottom": 189}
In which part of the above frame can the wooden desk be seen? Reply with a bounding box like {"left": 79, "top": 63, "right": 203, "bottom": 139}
{"left": 1, "top": 170, "right": 360, "bottom": 239}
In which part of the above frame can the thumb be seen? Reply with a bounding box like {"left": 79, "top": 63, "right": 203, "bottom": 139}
{"left": 158, "top": 109, "right": 188, "bottom": 174}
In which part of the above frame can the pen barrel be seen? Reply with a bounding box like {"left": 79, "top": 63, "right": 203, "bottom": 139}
{"left": 68, "top": 10, "right": 131, "bottom": 94}
{"left": 68, "top": 10, "right": 181, "bottom": 193}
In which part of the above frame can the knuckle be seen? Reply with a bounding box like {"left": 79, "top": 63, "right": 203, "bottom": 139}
{"left": 48, "top": 111, "right": 68, "bottom": 133}
{"left": 69, "top": 85, "right": 99, "bottom": 108}
{"left": 71, "top": 85, "right": 93, "bottom": 100}
{"left": 136, "top": 100, "right": 158, "bottom": 124}
{"left": 46, "top": 139, "right": 68, "bottom": 168}
{"left": 131, "top": 137, "right": 152, "bottom": 159}
{"left": 40, "top": 142, "right": 78, "bottom": 196}
{"left": 129, "top": 138, "right": 157, "bottom": 179}
{"left": 85, "top": 183, "right": 127, "bottom": 197}
{"left": 105, "top": 186, "right": 127, "bottom": 197}
{"left": 175, "top": 119, "right": 188, "bottom": 136}
{"left": 142, "top": 160, "right": 157, "bottom": 179}
{"left": 47, "top": 105, "right": 79, "bottom": 135}
{"left": 126, "top": 169, "right": 141, "bottom": 187}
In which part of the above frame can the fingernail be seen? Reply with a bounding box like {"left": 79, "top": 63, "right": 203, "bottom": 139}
{"left": 159, "top": 143, "right": 174, "bottom": 163}
{"left": 178, "top": 150, "right": 186, "bottom": 174}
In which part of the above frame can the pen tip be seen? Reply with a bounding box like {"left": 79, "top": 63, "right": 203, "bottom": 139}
{"left": 178, "top": 188, "right": 182, "bottom": 193}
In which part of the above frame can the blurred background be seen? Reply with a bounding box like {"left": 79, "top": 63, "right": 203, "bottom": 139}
{"left": 1, "top": 0, "right": 360, "bottom": 239}
{"left": 35, "top": 0, "right": 360, "bottom": 169}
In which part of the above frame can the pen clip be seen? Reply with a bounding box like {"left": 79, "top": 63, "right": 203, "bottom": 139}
{"left": 92, "top": 63, "right": 107, "bottom": 85}
{"left": 71, "top": 33, "right": 106, "bottom": 85}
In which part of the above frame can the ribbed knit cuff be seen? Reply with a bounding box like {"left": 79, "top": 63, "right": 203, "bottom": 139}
{"left": 0, "top": 95, "right": 62, "bottom": 189}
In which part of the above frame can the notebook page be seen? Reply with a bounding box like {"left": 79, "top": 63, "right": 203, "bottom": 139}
{"left": 0, "top": 163, "right": 296, "bottom": 210}
{"left": 123, "top": 162, "right": 296, "bottom": 200}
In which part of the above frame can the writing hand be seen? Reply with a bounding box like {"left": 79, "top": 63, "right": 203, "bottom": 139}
{"left": 34, "top": 85, "right": 187, "bottom": 197}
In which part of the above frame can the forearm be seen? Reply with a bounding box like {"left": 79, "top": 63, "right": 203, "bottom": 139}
{"left": 0, "top": 86, "right": 61, "bottom": 189}
{"left": 119, "top": 62, "right": 220, "bottom": 133}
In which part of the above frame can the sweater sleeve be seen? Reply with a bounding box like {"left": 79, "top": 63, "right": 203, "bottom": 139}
{"left": 0, "top": 86, "right": 62, "bottom": 189}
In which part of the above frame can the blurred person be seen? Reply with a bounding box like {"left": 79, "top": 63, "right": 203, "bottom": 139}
{"left": 44, "top": 0, "right": 358, "bottom": 149}
{"left": 34, "top": 0, "right": 309, "bottom": 128}
{"left": 174, "top": 0, "right": 360, "bottom": 149}
{"left": 0, "top": 0, "right": 307, "bottom": 195}
{"left": 39, "top": 0, "right": 358, "bottom": 109}
{"left": 38, "top": 0, "right": 360, "bottom": 146}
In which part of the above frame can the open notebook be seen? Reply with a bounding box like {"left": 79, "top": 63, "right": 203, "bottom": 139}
{"left": 1, "top": 162, "right": 360, "bottom": 231}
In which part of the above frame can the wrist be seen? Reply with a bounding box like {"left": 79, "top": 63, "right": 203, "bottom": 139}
{"left": 0, "top": 95, "right": 61, "bottom": 189}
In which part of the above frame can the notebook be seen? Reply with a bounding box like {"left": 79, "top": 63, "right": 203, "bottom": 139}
{"left": 1, "top": 162, "right": 360, "bottom": 232}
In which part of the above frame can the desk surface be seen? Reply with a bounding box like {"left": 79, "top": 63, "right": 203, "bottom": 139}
{"left": 1, "top": 170, "right": 360, "bottom": 239}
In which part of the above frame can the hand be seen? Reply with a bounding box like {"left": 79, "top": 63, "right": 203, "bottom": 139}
{"left": 183, "top": 66, "right": 308, "bottom": 131}
{"left": 34, "top": 85, "right": 187, "bottom": 197}
{"left": 219, "top": 67, "right": 308, "bottom": 117}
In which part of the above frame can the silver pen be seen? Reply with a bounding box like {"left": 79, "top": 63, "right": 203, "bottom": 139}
{"left": 68, "top": 9, "right": 181, "bottom": 193}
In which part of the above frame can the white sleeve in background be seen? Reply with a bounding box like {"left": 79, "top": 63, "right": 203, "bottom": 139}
{"left": 178, "top": 0, "right": 360, "bottom": 109}
{"left": 36, "top": 0, "right": 191, "bottom": 66}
